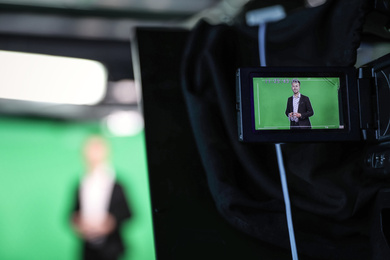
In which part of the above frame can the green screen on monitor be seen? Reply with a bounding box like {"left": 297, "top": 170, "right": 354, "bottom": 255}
{"left": 252, "top": 77, "right": 343, "bottom": 130}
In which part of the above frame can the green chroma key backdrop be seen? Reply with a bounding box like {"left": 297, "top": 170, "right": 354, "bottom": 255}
{"left": 252, "top": 77, "right": 341, "bottom": 130}
{"left": 0, "top": 117, "right": 155, "bottom": 260}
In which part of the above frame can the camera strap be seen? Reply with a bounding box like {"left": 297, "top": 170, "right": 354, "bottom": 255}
{"left": 246, "top": 5, "right": 285, "bottom": 66}
{"left": 247, "top": 5, "right": 299, "bottom": 260}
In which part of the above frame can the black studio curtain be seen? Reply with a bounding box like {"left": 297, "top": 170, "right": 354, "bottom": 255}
{"left": 181, "top": 0, "right": 390, "bottom": 259}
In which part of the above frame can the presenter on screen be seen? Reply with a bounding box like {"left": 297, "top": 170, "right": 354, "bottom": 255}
{"left": 285, "top": 79, "right": 314, "bottom": 129}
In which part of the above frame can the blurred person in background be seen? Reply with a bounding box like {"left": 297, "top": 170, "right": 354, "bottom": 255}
{"left": 71, "top": 135, "right": 131, "bottom": 260}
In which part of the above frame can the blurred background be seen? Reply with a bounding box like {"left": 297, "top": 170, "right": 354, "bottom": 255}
{"left": 0, "top": 0, "right": 239, "bottom": 259}
{"left": 0, "top": 1, "right": 389, "bottom": 260}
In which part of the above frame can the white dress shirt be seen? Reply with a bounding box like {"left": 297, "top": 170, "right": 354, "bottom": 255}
{"left": 291, "top": 93, "right": 301, "bottom": 122}
{"left": 79, "top": 164, "right": 115, "bottom": 227}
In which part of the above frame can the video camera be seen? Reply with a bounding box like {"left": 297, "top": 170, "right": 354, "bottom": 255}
{"left": 236, "top": 53, "right": 390, "bottom": 143}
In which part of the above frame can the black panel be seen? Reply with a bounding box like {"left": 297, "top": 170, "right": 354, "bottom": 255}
{"left": 135, "top": 27, "right": 296, "bottom": 260}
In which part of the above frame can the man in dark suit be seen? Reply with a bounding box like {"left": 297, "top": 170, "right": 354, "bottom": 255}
{"left": 285, "top": 79, "right": 314, "bottom": 129}
{"left": 71, "top": 135, "right": 131, "bottom": 260}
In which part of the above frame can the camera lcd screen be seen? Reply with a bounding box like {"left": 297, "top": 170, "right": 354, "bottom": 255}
{"left": 236, "top": 67, "right": 360, "bottom": 142}
{"left": 252, "top": 77, "right": 344, "bottom": 131}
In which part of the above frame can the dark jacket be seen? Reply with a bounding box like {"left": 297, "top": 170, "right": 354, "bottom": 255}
{"left": 73, "top": 182, "right": 131, "bottom": 260}
{"left": 285, "top": 94, "right": 314, "bottom": 129}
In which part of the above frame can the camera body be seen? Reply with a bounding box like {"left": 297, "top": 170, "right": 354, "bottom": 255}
{"left": 236, "top": 53, "right": 390, "bottom": 143}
